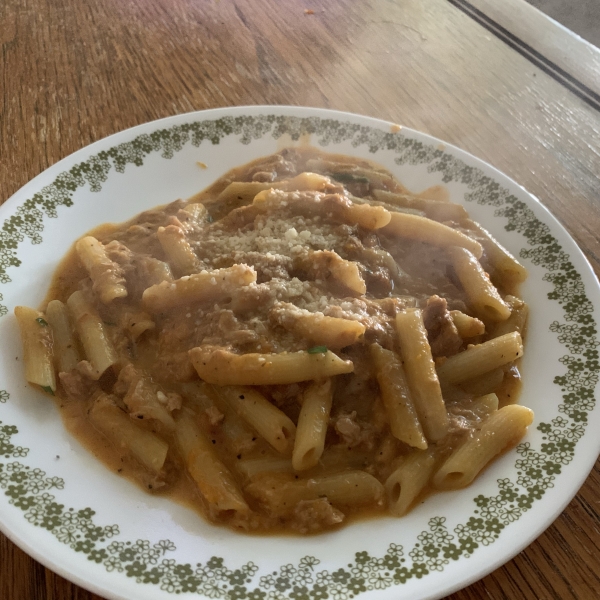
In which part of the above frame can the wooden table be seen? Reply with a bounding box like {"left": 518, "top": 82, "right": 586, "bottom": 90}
{"left": 1, "top": 0, "right": 599, "bottom": 598}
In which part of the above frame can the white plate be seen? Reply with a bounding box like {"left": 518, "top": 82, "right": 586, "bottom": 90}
{"left": 1, "top": 106, "right": 599, "bottom": 600}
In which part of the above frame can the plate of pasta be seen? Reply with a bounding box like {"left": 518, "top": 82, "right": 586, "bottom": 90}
{"left": 1, "top": 106, "right": 599, "bottom": 600}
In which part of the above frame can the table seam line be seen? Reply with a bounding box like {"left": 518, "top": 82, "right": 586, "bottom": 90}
{"left": 446, "top": 0, "right": 600, "bottom": 113}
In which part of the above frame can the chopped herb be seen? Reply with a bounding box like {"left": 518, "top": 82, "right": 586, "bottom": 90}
{"left": 330, "top": 172, "right": 369, "bottom": 184}
{"left": 41, "top": 386, "right": 55, "bottom": 396}
{"left": 36, "top": 317, "right": 48, "bottom": 326}
{"left": 307, "top": 345, "right": 328, "bottom": 354}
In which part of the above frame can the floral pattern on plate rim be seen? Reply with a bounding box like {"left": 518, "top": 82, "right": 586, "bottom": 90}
{"left": 0, "top": 114, "right": 597, "bottom": 599}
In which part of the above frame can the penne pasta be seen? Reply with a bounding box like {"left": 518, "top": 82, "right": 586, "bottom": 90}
{"left": 142, "top": 264, "right": 256, "bottom": 313}
{"left": 466, "top": 219, "right": 528, "bottom": 286}
{"left": 433, "top": 404, "right": 534, "bottom": 490}
{"left": 45, "top": 299, "right": 81, "bottom": 373}
{"left": 469, "top": 393, "right": 500, "bottom": 419}
{"left": 118, "top": 364, "right": 176, "bottom": 430}
{"left": 213, "top": 385, "right": 296, "bottom": 454}
{"left": 491, "top": 296, "right": 529, "bottom": 338}
{"left": 246, "top": 470, "right": 385, "bottom": 511}
{"left": 253, "top": 188, "right": 390, "bottom": 230}
{"left": 180, "top": 202, "right": 208, "bottom": 223}
{"left": 383, "top": 212, "right": 483, "bottom": 258}
{"left": 189, "top": 347, "right": 354, "bottom": 386}
{"left": 157, "top": 225, "right": 203, "bottom": 276}
{"left": 272, "top": 302, "right": 365, "bottom": 348}
{"left": 373, "top": 189, "right": 468, "bottom": 222}
{"left": 447, "top": 246, "right": 511, "bottom": 322}
{"left": 344, "top": 202, "right": 391, "bottom": 229}
{"left": 236, "top": 456, "right": 294, "bottom": 479}
{"left": 436, "top": 331, "right": 523, "bottom": 386}
{"left": 89, "top": 393, "right": 168, "bottom": 474}
{"left": 307, "top": 471, "right": 385, "bottom": 506}
{"left": 118, "top": 308, "right": 155, "bottom": 340}
{"left": 450, "top": 310, "right": 486, "bottom": 339}
{"left": 457, "top": 367, "right": 505, "bottom": 396}
{"left": 14, "top": 306, "right": 57, "bottom": 393}
{"left": 370, "top": 344, "right": 427, "bottom": 449}
{"left": 385, "top": 448, "right": 437, "bottom": 516}
{"left": 75, "top": 236, "right": 128, "bottom": 303}
{"left": 67, "top": 290, "right": 118, "bottom": 379}
{"left": 292, "top": 379, "right": 333, "bottom": 470}
{"left": 216, "top": 181, "right": 272, "bottom": 206}
{"left": 175, "top": 410, "right": 249, "bottom": 514}
{"left": 307, "top": 250, "right": 366, "bottom": 295}
{"left": 395, "top": 309, "right": 449, "bottom": 442}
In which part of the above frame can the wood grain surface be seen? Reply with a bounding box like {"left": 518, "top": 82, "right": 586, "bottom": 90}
{"left": 1, "top": 0, "right": 599, "bottom": 598}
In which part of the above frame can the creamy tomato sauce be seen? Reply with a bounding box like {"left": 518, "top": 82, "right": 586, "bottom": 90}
{"left": 34, "top": 147, "right": 529, "bottom": 534}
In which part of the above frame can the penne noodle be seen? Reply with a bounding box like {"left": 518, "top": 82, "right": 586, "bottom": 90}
{"left": 142, "top": 264, "right": 256, "bottom": 313}
{"left": 213, "top": 385, "right": 296, "bottom": 454}
{"left": 157, "top": 225, "right": 203, "bottom": 276}
{"left": 246, "top": 470, "right": 384, "bottom": 511}
{"left": 385, "top": 448, "right": 437, "bottom": 516}
{"left": 292, "top": 379, "right": 333, "bottom": 470}
{"left": 466, "top": 220, "right": 528, "bottom": 285}
{"left": 253, "top": 188, "right": 390, "bottom": 230}
{"left": 89, "top": 393, "right": 168, "bottom": 473}
{"left": 272, "top": 302, "right": 365, "bottom": 348}
{"left": 310, "top": 250, "right": 366, "bottom": 295}
{"left": 469, "top": 393, "right": 500, "bottom": 419}
{"left": 14, "top": 306, "right": 57, "bottom": 393}
{"left": 344, "top": 202, "right": 391, "bottom": 229}
{"left": 305, "top": 159, "right": 400, "bottom": 192}
{"left": 217, "top": 181, "right": 273, "bottom": 206}
{"left": 190, "top": 347, "right": 354, "bottom": 386}
{"left": 307, "top": 471, "right": 385, "bottom": 506}
{"left": 175, "top": 410, "right": 249, "bottom": 514}
{"left": 237, "top": 456, "right": 294, "bottom": 479}
{"left": 180, "top": 202, "right": 208, "bottom": 222}
{"left": 395, "top": 309, "right": 449, "bottom": 442}
{"left": 457, "top": 367, "right": 505, "bottom": 396}
{"left": 491, "top": 296, "right": 529, "bottom": 338}
{"left": 383, "top": 212, "right": 483, "bottom": 258}
{"left": 437, "top": 331, "right": 524, "bottom": 386}
{"left": 45, "top": 299, "right": 81, "bottom": 373}
{"left": 373, "top": 189, "right": 468, "bottom": 222}
{"left": 75, "top": 236, "right": 128, "bottom": 303}
{"left": 137, "top": 256, "right": 174, "bottom": 287}
{"left": 447, "top": 246, "right": 511, "bottom": 322}
{"left": 370, "top": 344, "right": 427, "bottom": 449}
{"left": 416, "top": 185, "right": 451, "bottom": 202}
{"left": 450, "top": 310, "right": 486, "bottom": 339}
{"left": 118, "top": 364, "right": 176, "bottom": 430}
{"left": 118, "top": 308, "right": 155, "bottom": 340}
{"left": 276, "top": 172, "right": 334, "bottom": 192}
{"left": 180, "top": 382, "right": 257, "bottom": 455}
{"left": 67, "top": 291, "right": 118, "bottom": 379}
{"left": 316, "top": 446, "right": 372, "bottom": 473}
{"left": 432, "top": 404, "right": 534, "bottom": 490}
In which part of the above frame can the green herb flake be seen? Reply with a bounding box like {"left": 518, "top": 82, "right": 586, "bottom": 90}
{"left": 330, "top": 172, "right": 369, "bottom": 184}
{"left": 41, "top": 386, "right": 55, "bottom": 396}
{"left": 36, "top": 317, "right": 49, "bottom": 326}
{"left": 307, "top": 346, "right": 328, "bottom": 354}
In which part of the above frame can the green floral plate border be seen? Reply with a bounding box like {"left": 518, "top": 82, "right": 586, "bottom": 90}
{"left": 1, "top": 106, "right": 599, "bottom": 600}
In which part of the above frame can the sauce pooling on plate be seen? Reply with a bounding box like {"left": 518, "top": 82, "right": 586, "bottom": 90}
{"left": 15, "top": 147, "right": 532, "bottom": 533}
